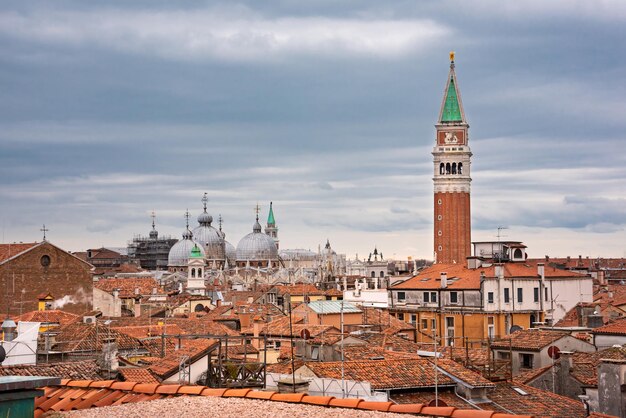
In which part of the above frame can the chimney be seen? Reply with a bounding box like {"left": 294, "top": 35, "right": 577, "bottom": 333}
{"left": 537, "top": 263, "right": 545, "bottom": 279}
{"left": 134, "top": 303, "right": 141, "bottom": 317}
{"left": 112, "top": 288, "right": 119, "bottom": 300}
{"left": 252, "top": 322, "right": 261, "bottom": 349}
{"left": 495, "top": 264, "right": 504, "bottom": 279}
{"left": 558, "top": 351, "right": 574, "bottom": 392}
{"left": 597, "top": 359, "right": 626, "bottom": 417}
{"left": 440, "top": 272, "right": 448, "bottom": 289}
{"left": 545, "top": 255, "right": 549, "bottom": 262}
{"left": 99, "top": 337, "right": 119, "bottom": 376}
{"left": 567, "top": 256, "right": 571, "bottom": 263}
{"left": 343, "top": 277, "right": 348, "bottom": 292}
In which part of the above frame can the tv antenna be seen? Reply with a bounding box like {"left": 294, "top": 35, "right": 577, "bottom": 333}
{"left": 496, "top": 226, "right": 508, "bottom": 242}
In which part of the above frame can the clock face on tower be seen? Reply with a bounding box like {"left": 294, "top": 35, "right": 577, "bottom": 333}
{"left": 437, "top": 130, "right": 466, "bottom": 146}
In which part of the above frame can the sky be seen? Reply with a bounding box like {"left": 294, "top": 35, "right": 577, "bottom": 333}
{"left": 0, "top": 1, "right": 625, "bottom": 261}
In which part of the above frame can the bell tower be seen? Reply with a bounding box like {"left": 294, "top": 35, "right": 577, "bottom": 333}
{"left": 432, "top": 52, "right": 472, "bottom": 264}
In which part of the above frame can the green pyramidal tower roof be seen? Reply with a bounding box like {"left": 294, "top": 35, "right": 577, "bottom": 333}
{"left": 438, "top": 52, "right": 466, "bottom": 124}
{"left": 267, "top": 202, "right": 275, "bottom": 226}
{"left": 441, "top": 77, "right": 462, "bottom": 122}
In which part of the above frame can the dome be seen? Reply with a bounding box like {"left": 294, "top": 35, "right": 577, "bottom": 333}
{"left": 192, "top": 224, "right": 225, "bottom": 260}
{"left": 149, "top": 229, "right": 158, "bottom": 239}
{"left": 168, "top": 231, "right": 205, "bottom": 267}
{"left": 225, "top": 240, "right": 236, "bottom": 263}
{"left": 198, "top": 212, "right": 213, "bottom": 225}
{"left": 236, "top": 219, "right": 278, "bottom": 261}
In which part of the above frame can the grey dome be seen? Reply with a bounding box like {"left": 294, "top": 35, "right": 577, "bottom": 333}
{"left": 168, "top": 231, "right": 205, "bottom": 266}
{"left": 198, "top": 212, "right": 213, "bottom": 225}
{"left": 225, "top": 240, "right": 236, "bottom": 264}
{"left": 236, "top": 220, "right": 278, "bottom": 261}
{"left": 192, "top": 224, "right": 225, "bottom": 260}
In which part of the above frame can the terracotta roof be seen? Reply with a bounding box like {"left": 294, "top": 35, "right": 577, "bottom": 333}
{"left": 349, "top": 332, "right": 429, "bottom": 353}
{"left": 149, "top": 339, "right": 219, "bottom": 379}
{"left": 119, "top": 367, "right": 160, "bottom": 384}
{"left": 490, "top": 329, "right": 569, "bottom": 351}
{"left": 512, "top": 364, "right": 553, "bottom": 385}
{"left": 259, "top": 317, "right": 339, "bottom": 339}
{"left": 168, "top": 317, "right": 240, "bottom": 336}
{"left": 554, "top": 302, "right": 626, "bottom": 327}
{"left": 113, "top": 324, "right": 186, "bottom": 339}
{"left": 391, "top": 390, "right": 473, "bottom": 409}
{"left": 52, "top": 322, "right": 144, "bottom": 352}
{"left": 301, "top": 359, "right": 460, "bottom": 390}
{"left": 592, "top": 317, "right": 626, "bottom": 335}
{"left": 340, "top": 345, "right": 422, "bottom": 361}
{"left": 483, "top": 382, "right": 586, "bottom": 418}
{"left": 94, "top": 277, "right": 163, "bottom": 298}
{"left": 0, "top": 360, "right": 102, "bottom": 380}
{"left": 34, "top": 379, "right": 532, "bottom": 417}
{"left": 361, "top": 308, "right": 416, "bottom": 333}
{"left": 0, "top": 242, "right": 38, "bottom": 263}
{"left": 441, "top": 346, "right": 490, "bottom": 367}
{"left": 16, "top": 309, "right": 80, "bottom": 326}
{"left": 570, "top": 346, "right": 626, "bottom": 385}
{"left": 274, "top": 284, "right": 327, "bottom": 296}
{"left": 435, "top": 358, "right": 495, "bottom": 388}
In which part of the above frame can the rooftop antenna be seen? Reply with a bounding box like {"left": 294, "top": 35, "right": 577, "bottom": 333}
{"left": 218, "top": 214, "right": 223, "bottom": 232}
{"left": 496, "top": 226, "right": 508, "bottom": 242}
{"left": 151, "top": 211, "right": 156, "bottom": 230}
{"left": 40, "top": 224, "right": 49, "bottom": 241}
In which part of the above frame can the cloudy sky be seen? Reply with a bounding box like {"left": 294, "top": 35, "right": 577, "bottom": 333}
{"left": 1, "top": 1, "right": 625, "bottom": 260}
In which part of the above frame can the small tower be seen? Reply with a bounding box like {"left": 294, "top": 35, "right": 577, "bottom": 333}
{"left": 265, "top": 201, "right": 279, "bottom": 249}
{"left": 186, "top": 244, "right": 206, "bottom": 296}
{"left": 432, "top": 51, "right": 472, "bottom": 264}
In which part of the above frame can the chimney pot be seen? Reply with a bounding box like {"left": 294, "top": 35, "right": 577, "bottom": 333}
{"left": 440, "top": 272, "right": 448, "bottom": 288}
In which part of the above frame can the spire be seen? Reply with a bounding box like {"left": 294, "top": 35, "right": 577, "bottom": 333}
{"left": 267, "top": 201, "right": 276, "bottom": 226}
{"left": 201, "top": 193, "right": 208, "bottom": 213}
{"left": 438, "top": 51, "right": 466, "bottom": 124}
{"left": 253, "top": 203, "right": 262, "bottom": 233}
{"left": 149, "top": 211, "right": 158, "bottom": 239}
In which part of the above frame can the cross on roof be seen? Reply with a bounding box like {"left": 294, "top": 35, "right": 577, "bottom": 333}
{"left": 151, "top": 211, "right": 156, "bottom": 230}
{"left": 201, "top": 192, "right": 208, "bottom": 212}
{"left": 184, "top": 209, "right": 190, "bottom": 229}
{"left": 254, "top": 203, "right": 261, "bottom": 221}
{"left": 40, "top": 224, "right": 49, "bottom": 241}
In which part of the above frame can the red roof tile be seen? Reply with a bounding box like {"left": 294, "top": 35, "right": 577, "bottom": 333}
{"left": 0, "top": 242, "right": 38, "bottom": 263}
{"left": 490, "top": 329, "right": 569, "bottom": 351}
{"left": 592, "top": 317, "right": 626, "bottom": 335}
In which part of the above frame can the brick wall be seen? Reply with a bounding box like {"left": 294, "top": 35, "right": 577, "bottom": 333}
{"left": 434, "top": 192, "right": 471, "bottom": 264}
{"left": 0, "top": 242, "right": 93, "bottom": 315}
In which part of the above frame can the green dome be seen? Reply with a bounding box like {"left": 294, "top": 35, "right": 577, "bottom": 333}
{"left": 190, "top": 244, "right": 203, "bottom": 259}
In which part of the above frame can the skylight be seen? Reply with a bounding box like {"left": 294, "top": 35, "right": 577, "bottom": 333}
{"left": 512, "top": 387, "right": 529, "bottom": 396}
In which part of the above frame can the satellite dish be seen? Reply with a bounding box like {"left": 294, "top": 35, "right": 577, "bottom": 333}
{"left": 0, "top": 345, "right": 6, "bottom": 363}
{"left": 510, "top": 325, "right": 523, "bottom": 334}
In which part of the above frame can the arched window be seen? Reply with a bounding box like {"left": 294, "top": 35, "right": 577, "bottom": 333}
{"left": 530, "top": 314, "right": 536, "bottom": 328}
{"left": 514, "top": 248, "right": 523, "bottom": 259}
{"left": 446, "top": 163, "right": 451, "bottom": 174}
{"left": 452, "top": 162, "right": 457, "bottom": 174}
{"left": 195, "top": 303, "right": 205, "bottom": 312}
{"left": 198, "top": 268, "right": 203, "bottom": 277}
{"left": 371, "top": 271, "right": 376, "bottom": 278}
{"left": 191, "top": 268, "right": 196, "bottom": 278}
{"left": 380, "top": 271, "right": 385, "bottom": 278}
{"left": 439, "top": 163, "right": 445, "bottom": 174}
{"left": 458, "top": 163, "right": 463, "bottom": 174}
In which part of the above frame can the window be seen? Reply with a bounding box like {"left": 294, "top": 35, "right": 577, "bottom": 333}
{"left": 431, "top": 292, "right": 438, "bottom": 303}
{"left": 437, "top": 215, "right": 442, "bottom": 221}
{"left": 371, "top": 271, "right": 375, "bottom": 278}
{"left": 397, "top": 291, "right": 406, "bottom": 302}
{"left": 498, "top": 351, "right": 510, "bottom": 360}
{"left": 438, "top": 230, "right": 442, "bottom": 236}
{"left": 520, "top": 353, "right": 534, "bottom": 369}
{"left": 274, "top": 341, "right": 282, "bottom": 348}
{"left": 445, "top": 317, "right": 455, "bottom": 346}
{"left": 517, "top": 288, "right": 523, "bottom": 303}
{"left": 380, "top": 271, "right": 385, "bottom": 278}
{"left": 487, "top": 292, "right": 494, "bottom": 304}
{"left": 438, "top": 199, "right": 442, "bottom": 205}
{"left": 458, "top": 162, "right": 463, "bottom": 174}
{"left": 487, "top": 316, "right": 495, "bottom": 339}
{"left": 410, "top": 314, "right": 417, "bottom": 325}
{"left": 431, "top": 319, "right": 436, "bottom": 330}
{"left": 450, "top": 292, "right": 458, "bottom": 304}
{"left": 397, "top": 313, "right": 405, "bottom": 321}
{"left": 424, "top": 292, "right": 430, "bottom": 303}
{"left": 40, "top": 255, "right": 51, "bottom": 267}
{"left": 504, "top": 288, "right": 510, "bottom": 303}
{"left": 533, "top": 287, "right": 539, "bottom": 303}
{"left": 545, "top": 288, "right": 549, "bottom": 302}
{"left": 311, "top": 347, "right": 319, "bottom": 360}
{"left": 514, "top": 248, "right": 523, "bottom": 259}
{"left": 421, "top": 319, "right": 428, "bottom": 330}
